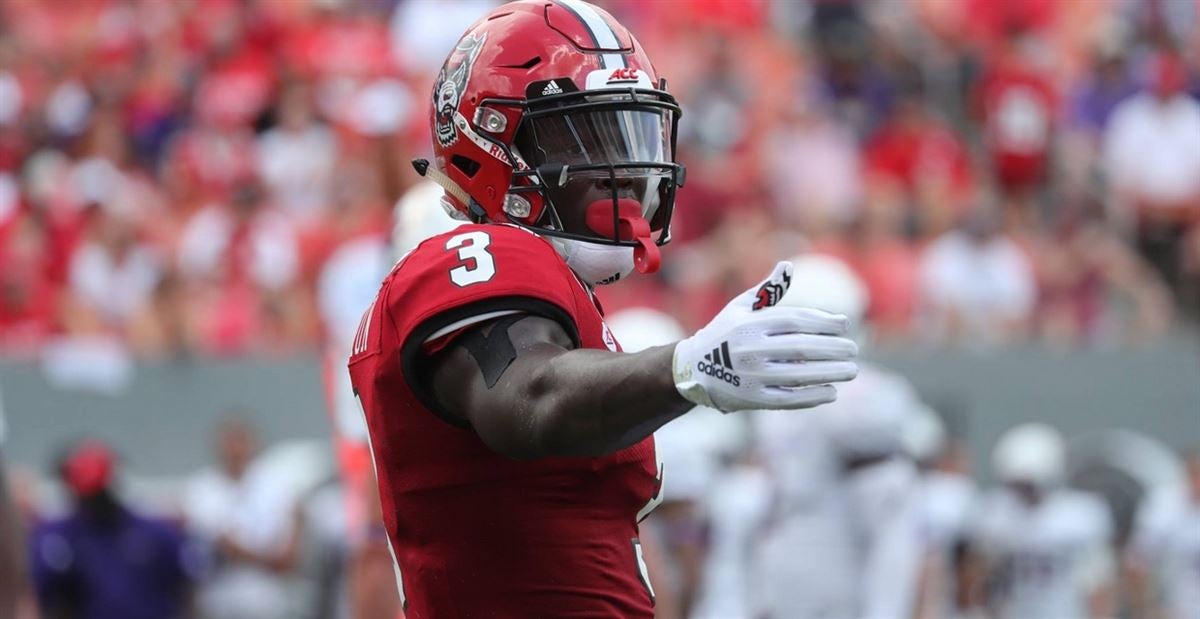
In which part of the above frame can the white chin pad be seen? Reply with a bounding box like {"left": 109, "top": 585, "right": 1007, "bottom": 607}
{"left": 550, "top": 237, "right": 636, "bottom": 286}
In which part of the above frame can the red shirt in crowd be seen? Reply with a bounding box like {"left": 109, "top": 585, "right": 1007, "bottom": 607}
{"left": 975, "top": 59, "right": 1058, "bottom": 191}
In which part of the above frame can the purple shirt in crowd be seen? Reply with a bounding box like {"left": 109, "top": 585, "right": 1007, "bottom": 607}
{"left": 30, "top": 508, "right": 197, "bottom": 619}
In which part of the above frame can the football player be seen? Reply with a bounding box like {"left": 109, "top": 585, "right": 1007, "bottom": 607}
{"left": 1128, "top": 449, "right": 1200, "bottom": 619}
{"left": 903, "top": 406, "right": 979, "bottom": 619}
{"left": 347, "top": 1, "right": 858, "bottom": 615}
{"left": 750, "top": 254, "right": 925, "bottom": 619}
{"left": 970, "top": 423, "right": 1116, "bottom": 619}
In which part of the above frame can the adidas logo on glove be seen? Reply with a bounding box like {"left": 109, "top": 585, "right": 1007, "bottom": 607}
{"left": 673, "top": 260, "right": 856, "bottom": 413}
{"left": 696, "top": 341, "right": 740, "bottom": 386}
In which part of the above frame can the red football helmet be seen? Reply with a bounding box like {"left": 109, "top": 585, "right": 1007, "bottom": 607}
{"left": 414, "top": 0, "right": 684, "bottom": 273}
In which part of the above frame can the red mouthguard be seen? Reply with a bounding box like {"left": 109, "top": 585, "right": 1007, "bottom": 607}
{"left": 584, "top": 198, "right": 661, "bottom": 274}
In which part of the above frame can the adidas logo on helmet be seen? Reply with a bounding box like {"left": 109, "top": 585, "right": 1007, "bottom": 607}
{"left": 541, "top": 80, "right": 563, "bottom": 96}
{"left": 696, "top": 341, "right": 740, "bottom": 386}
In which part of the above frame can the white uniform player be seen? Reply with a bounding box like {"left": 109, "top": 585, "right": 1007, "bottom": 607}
{"left": 608, "top": 307, "right": 751, "bottom": 617}
{"left": 905, "top": 406, "right": 976, "bottom": 555}
{"left": 972, "top": 424, "right": 1115, "bottom": 619}
{"left": 1129, "top": 453, "right": 1200, "bottom": 619}
{"left": 693, "top": 457, "right": 771, "bottom": 619}
{"left": 749, "top": 255, "right": 925, "bottom": 619}
{"left": 904, "top": 407, "right": 978, "bottom": 619}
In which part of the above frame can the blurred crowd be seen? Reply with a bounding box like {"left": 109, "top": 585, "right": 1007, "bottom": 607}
{"left": 0, "top": 0, "right": 1197, "bottom": 362}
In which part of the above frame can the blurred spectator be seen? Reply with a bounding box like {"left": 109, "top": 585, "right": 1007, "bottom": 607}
{"left": 810, "top": 1, "right": 895, "bottom": 138}
{"left": 0, "top": 206, "right": 62, "bottom": 354}
{"left": 389, "top": 0, "right": 501, "bottom": 74}
{"left": 256, "top": 83, "right": 337, "bottom": 226}
{"left": 183, "top": 416, "right": 303, "bottom": 619}
{"left": 973, "top": 26, "right": 1058, "bottom": 207}
{"left": 63, "top": 202, "right": 164, "bottom": 345}
{"left": 1104, "top": 52, "right": 1200, "bottom": 290}
{"left": 1070, "top": 45, "right": 1137, "bottom": 137}
{"left": 669, "top": 34, "right": 760, "bottom": 245}
{"left": 969, "top": 424, "right": 1116, "bottom": 619}
{"left": 761, "top": 89, "right": 862, "bottom": 235}
{"left": 917, "top": 209, "right": 1036, "bottom": 347}
{"left": 176, "top": 180, "right": 303, "bottom": 354}
{"left": 162, "top": 117, "right": 258, "bottom": 212}
{"left": 863, "top": 86, "right": 973, "bottom": 237}
{"left": 680, "top": 35, "right": 751, "bottom": 160}
{"left": 29, "top": 440, "right": 197, "bottom": 619}
{"left": 1057, "top": 42, "right": 1137, "bottom": 213}
{"left": 1127, "top": 449, "right": 1200, "bottom": 619}
{"left": 1184, "top": 224, "right": 1200, "bottom": 319}
{"left": 817, "top": 211, "right": 922, "bottom": 340}
{"left": 1032, "top": 202, "right": 1173, "bottom": 347}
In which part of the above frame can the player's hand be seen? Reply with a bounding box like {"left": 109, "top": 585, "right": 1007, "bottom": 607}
{"left": 672, "top": 261, "right": 858, "bottom": 412}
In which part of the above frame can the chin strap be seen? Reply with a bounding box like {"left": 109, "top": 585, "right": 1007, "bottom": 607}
{"left": 584, "top": 198, "right": 661, "bottom": 274}
{"left": 412, "top": 158, "right": 487, "bottom": 222}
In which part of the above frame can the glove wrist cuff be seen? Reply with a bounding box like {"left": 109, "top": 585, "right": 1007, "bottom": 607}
{"left": 672, "top": 339, "right": 716, "bottom": 409}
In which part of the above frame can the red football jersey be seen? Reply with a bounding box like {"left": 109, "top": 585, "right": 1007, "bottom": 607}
{"left": 348, "top": 223, "right": 662, "bottom": 618}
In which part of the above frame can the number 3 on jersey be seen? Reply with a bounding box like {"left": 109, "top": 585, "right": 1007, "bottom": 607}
{"left": 446, "top": 231, "right": 495, "bottom": 287}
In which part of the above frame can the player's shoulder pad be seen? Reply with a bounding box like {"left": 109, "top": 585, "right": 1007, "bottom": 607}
{"left": 394, "top": 223, "right": 565, "bottom": 280}
{"left": 382, "top": 223, "right": 581, "bottom": 334}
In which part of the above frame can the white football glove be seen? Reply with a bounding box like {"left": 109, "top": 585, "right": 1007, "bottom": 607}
{"left": 673, "top": 261, "right": 858, "bottom": 412}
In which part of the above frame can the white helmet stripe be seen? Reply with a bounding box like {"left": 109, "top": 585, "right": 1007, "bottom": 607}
{"left": 556, "top": 0, "right": 626, "bottom": 69}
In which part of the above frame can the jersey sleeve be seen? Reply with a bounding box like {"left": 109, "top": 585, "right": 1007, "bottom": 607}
{"left": 379, "top": 224, "right": 584, "bottom": 425}
{"left": 388, "top": 224, "right": 582, "bottom": 348}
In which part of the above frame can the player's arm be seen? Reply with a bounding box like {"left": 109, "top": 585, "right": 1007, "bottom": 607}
{"left": 431, "top": 314, "right": 689, "bottom": 458}
{"left": 428, "top": 262, "right": 858, "bottom": 460}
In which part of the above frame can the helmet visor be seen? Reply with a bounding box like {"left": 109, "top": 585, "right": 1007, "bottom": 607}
{"left": 517, "top": 104, "right": 673, "bottom": 228}
{"left": 524, "top": 107, "right": 671, "bottom": 168}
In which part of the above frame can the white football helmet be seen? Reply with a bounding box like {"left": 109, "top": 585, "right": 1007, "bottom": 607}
{"left": 902, "top": 404, "right": 947, "bottom": 465}
{"left": 993, "top": 423, "right": 1066, "bottom": 488}
{"left": 779, "top": 254, "right": 868, "bottom": 326}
